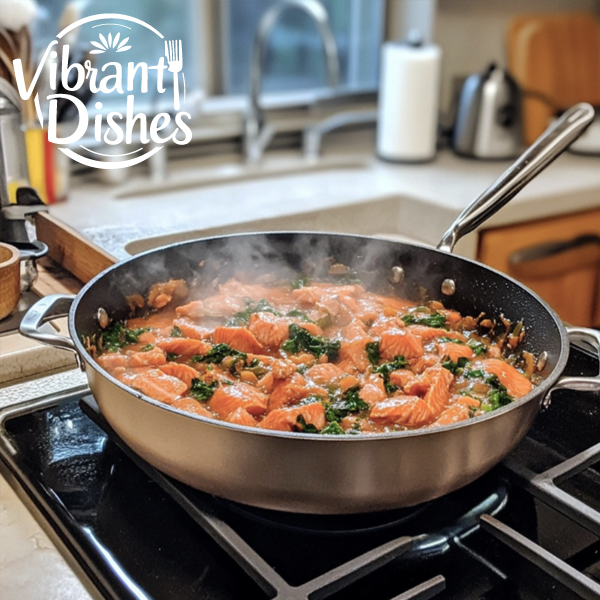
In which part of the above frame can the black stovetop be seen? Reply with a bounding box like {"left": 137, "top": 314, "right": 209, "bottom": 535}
{"left": 0, "top": 346, "right": 598, "bottom": 600}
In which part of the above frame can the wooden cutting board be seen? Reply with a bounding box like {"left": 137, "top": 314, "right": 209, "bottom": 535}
{"left": 508, "top": 12, "right": 600, "bottom": 144}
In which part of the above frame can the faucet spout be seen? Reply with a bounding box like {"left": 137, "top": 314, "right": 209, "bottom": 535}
{"left": 244, "top": 0, "right": 340, "bottom": 164}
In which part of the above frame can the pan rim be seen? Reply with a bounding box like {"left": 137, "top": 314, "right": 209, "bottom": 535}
{"left": 70, "top": 230, "right": 570, "bottom": 441}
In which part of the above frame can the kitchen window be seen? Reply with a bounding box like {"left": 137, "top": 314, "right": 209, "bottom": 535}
{"left": 32, "top": 0, "right": 201, "bottom": 112}
{"left": 218, "top": 0, "right": 385, "bottom": 96}
{"left": 32, "top": 0, "right": 385, "bottom": 115}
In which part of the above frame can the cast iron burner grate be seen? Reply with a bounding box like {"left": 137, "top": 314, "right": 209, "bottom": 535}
{"left": 79, "top": 396, "right": 514, "bottom": 600}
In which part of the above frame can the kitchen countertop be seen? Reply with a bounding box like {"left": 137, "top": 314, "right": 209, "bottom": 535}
{"left": 47, "top": 134, "right": 600, "bottom": 262}
{"left": 0, "top": 371, "right": 94, "bottom": 600}
{"left": 1, "top": 133, "right": 599, "bottom": 600}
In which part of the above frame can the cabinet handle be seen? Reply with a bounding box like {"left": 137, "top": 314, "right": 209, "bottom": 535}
{"left": 509, "top": 234, "right": 600, "bottom": 279}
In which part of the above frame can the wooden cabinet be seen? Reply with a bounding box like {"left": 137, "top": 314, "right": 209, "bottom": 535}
{"left": 478, "top": 207, "right": 600, "bottom": 327}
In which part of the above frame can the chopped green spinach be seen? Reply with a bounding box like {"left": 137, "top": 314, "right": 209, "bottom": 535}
{"left": 441, "top": 356, "right": 470, "bottom": 374}
{"left": 365, "top": 341, "right": 381, "bottom": 366}
{"left": 291, "top": 275, "right": 310, "bottom": 290}
{"left": 296, "top": 414, "right": 319, "bottom": 433}
{"left": 483, "top": 374, "right": 513, "bottom": 411}
{"left": 464, "top": 369, "right": 485, "bottom": 379}
{"left": 325, "top": 386, "right": 369, "bottom": 422}
{"left": 320, "top": 421, "right": 346, "bottom": 435}
{"left": 170, "top": 325, "right": 183, "bottom": 337}
{"left": 467, "top": 339, "right": 488, "bottom": 356}
{"left": 100, "top": 322, "right": 149, "bottom": 352}
{"left": 402, "top": 312, "right": 446, "bottom": 328}
{"left": 282, "top": 324, "right": 341, "bottom": 360}
{"left": 373, "top": 355, "right": 408, "bottom": 393}
{"left": 140, "top": 344, "right": 153, "bottom": 352}
{"left": 189, "top": 379, "right": 218, "bottom": 402}
{"left": 227, "top": 299, "right": 281, "bottom": 326}
{"left": 166, "top": 352, "right": 180, "bottom": 361}
{"left": 191, "top": 343, "right": 247, "bottom": 365}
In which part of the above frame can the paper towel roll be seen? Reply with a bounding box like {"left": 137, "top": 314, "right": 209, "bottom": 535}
{"left": 377, "top": 40, "right": 441, "bottom": 162}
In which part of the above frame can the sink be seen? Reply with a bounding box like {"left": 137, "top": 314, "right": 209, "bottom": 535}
{"left": 116, "top": 155, "right": 370, "bottom": 200}
{"left": 124, "top": 196, "right": 428, "bottom": 255}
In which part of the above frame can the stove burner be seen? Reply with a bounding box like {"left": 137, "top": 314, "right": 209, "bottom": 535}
{"left": 215, "top": 498, "right": 430, "bottom": 536}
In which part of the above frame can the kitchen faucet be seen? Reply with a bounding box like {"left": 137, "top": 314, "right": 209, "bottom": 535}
{"left": 244, "top": 0, "right": 340, "bottom": 163}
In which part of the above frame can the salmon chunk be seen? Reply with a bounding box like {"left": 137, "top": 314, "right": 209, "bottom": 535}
{"left": 388, "top": 369, "right": 415, "bottom": 390}
{"left": 260, "top": 402, "right": 326, "bottom": 432}
{"left": 436, "top": 342, "right": 474, "bottom": 363}
{"left": 408, "top": 353, "right": 440, "bottom": 374}
{"left": 369, "top": 315, "right": 402, "bottom": 336}
{"left": 431, "top": 396, "right": 480, "bottom": 427}
{"left": 342, "top": 319, "right": 369, "bottom": 341}
{"left": 359, "top": 374, "right": 387, "bottom": 405}
{"left": 159, "top": 363, "right": 200, "bottom": 389}
{"left": 202, "top": 294, "right": 245, "bottom": 317}
{"left": 248, "top": 312, "right": 291, "bottom": 348}
{"left": 268, "top": 373, "right": 326, "bottom": 411}
{"left": 370, "top": 396, "right": 437, "bottom": 428}
{"left": 172, "top": 397, "right": 214, "bottom": 418}
{"left": 225, "top": 407, "right": 257, "bottom": 427}
{"left": 128, "top": 347, "right": 167, "bottom": 368}
{"left": 403, "top": 372, "right": 431, "bottom": 396}
{"left": 212, "top": 327, "right": 264, "bottom": 354}
{"left": 246, "top": 354, "right": 296, "bottom": 379}
{"left": 431, "top": 403, "right": 470, "bottom": 426}
{"left": 305, "top": 363, "right": 345, "bottom": 385}
{"left": 147, "top": 279, "right": 188, "bottom": 309}
{"left": 407, "top": 326, "right": 467, "bottom": 343}
{"left": 120, "top": 369, "right": 188, "bottom": 404}
{"left": 423, "top": 366, "right": 455, "bottom": 413}
{"left": 97, "top": 353, "right": 129, "bottom": 370}
{"left": 379, "top": 329, "right": 424, "bottom": 360}
{"left": 157, "top": 338, "right": 212, "bottom": 356}
{"left": 173, "top": 319, "right": 212, "bottom": 340}
{"left": 338, "top": 337, "right": 374, "bottom": 373}
{"left": 478, "top": 358, "right": 533, "bottom": 398}
{"left": 209, "top": 382, "right": 268, "bottom": 417}
{"left": 175, "top": 300, "right": 205, "bottom": 319}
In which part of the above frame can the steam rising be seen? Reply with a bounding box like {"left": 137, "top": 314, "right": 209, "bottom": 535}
{"left": 80, "top": 232, "right": 562, "bottom": 366}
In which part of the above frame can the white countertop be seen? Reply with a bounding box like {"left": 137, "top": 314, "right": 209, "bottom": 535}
{"left": 1, "top": 134, "right": 599, "bottom": 599}
{"left": 47, "top": 134, "right": 600, "bottom": 262}
{"left": 0, "top": 371, "right": 93, "bottom": 600}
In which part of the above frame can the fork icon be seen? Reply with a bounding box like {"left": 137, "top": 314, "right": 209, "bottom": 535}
{"left": 165, "top": 40, "right": 183, "bottom": 110}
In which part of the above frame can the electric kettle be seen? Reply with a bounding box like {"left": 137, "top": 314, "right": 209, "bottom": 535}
{"left": 452, "top": 63, "right": 523, "bottom": 159}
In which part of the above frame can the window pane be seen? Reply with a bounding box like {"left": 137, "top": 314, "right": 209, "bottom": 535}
{"left": 32, "top": 0, "right": 199, "bottom": 108}
{"left": 221, "top": 0, "right": 384, "bottom": 95}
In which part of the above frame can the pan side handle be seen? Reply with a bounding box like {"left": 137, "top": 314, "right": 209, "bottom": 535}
{"left": 437, "top": 103, "right": 595, "bottom": 253}
{"left": 19, "top": 294, "right": 82, "bottom": 368}
{"left": 546, "top": 327, "right": 600, "bottom": 402}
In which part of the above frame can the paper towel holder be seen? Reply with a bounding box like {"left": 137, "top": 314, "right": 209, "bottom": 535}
{"left": 376, "top": 29, "right": 441, "bottom": 164}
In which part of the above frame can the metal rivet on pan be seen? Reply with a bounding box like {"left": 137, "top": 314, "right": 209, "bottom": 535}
{"left": 390, "top": 266, "right": 405, "bottom": 284}
{"left": 441, "top": 278, "right": 456, "bottom": 296}
{"left": 537, "top": 351, "right": 548, "bottom": 372}
{"left": 97, "top": 307, "right": 110, "bottom": 329}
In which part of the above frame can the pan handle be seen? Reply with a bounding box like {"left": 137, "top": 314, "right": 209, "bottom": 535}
{"left": 546, "top": 327, "right": 600, "bottom": 402}
{"left": 19, "top": 294, "right": 82, "bottom": 367}
{"left": 437, "top": 103, "right": 595, "bottom": 253}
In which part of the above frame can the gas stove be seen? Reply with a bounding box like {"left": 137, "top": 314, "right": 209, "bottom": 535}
{"left": 0, "top": 345, "right": 598, "bottom": 600}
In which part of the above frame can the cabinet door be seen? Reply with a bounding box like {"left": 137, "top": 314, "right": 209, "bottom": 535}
{"left": 478, "top": 208, "right": 600, "bottom": 327}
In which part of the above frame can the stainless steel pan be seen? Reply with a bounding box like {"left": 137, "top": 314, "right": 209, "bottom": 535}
{"left": 21, "top": 104, "right": 600, "bottom": 514}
